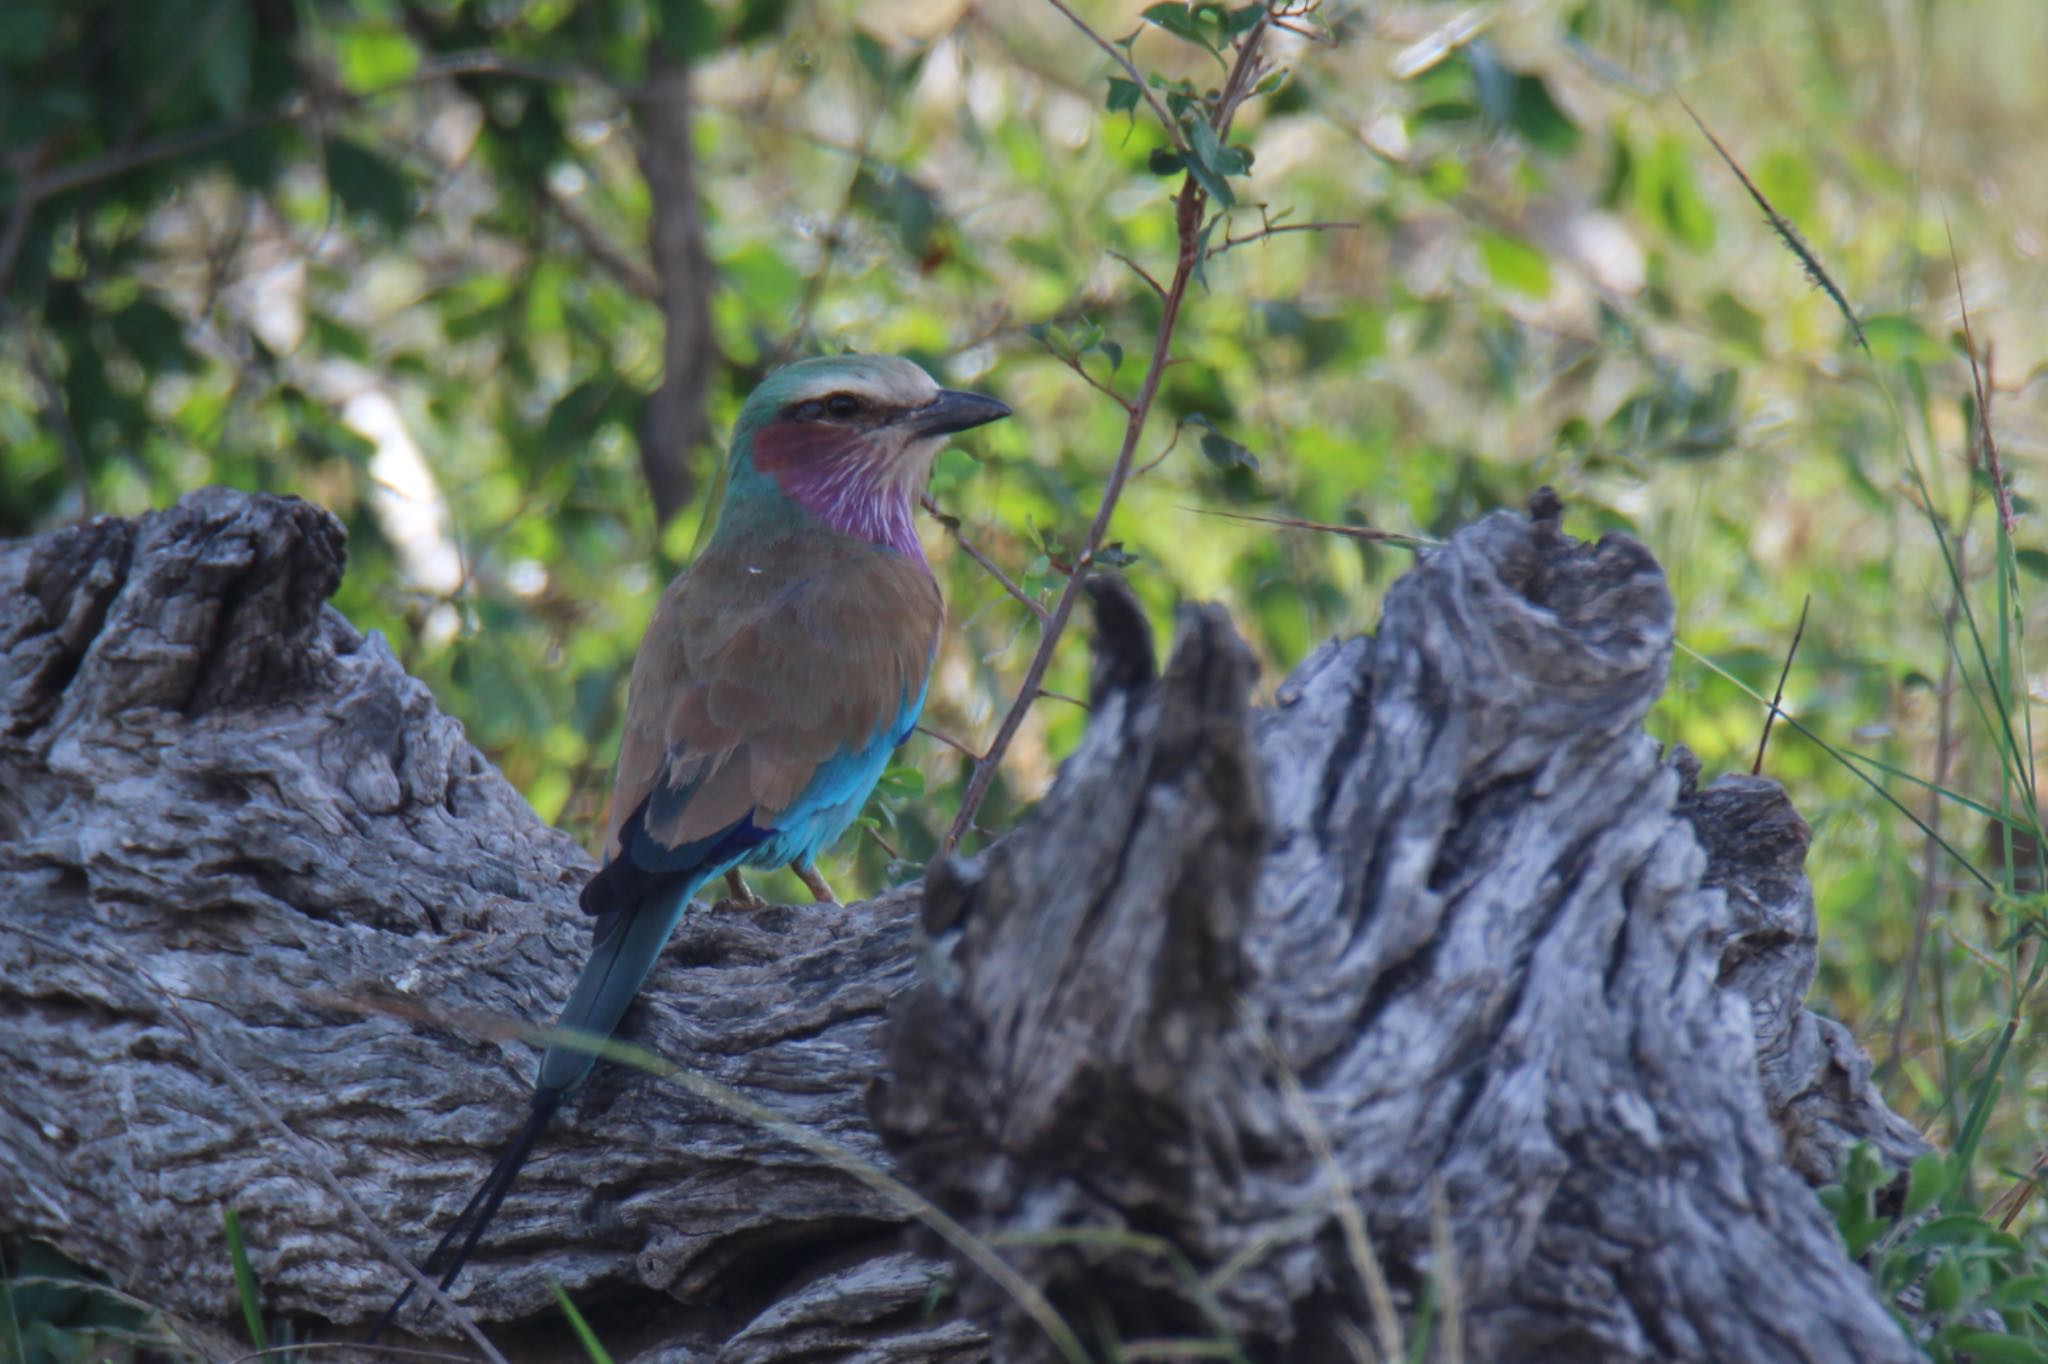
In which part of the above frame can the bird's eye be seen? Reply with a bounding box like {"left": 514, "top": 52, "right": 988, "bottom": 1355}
{"left": 825, "top": 393, "right": 863, "bottom": 419}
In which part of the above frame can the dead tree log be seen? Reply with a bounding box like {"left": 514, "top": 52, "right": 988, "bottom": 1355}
{"left": 0, "top": 487, "right": 1922, "bottom": 1361}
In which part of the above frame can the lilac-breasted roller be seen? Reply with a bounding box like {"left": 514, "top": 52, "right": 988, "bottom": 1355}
{"left": 370, "top": 354, "right": 1009, "bottom": 1335}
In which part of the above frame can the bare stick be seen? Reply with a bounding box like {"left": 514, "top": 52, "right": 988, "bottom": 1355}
{"left": 1188, "top": 505, "right": 1433, "bottom": 547}
{"left": 922, "top": 494, "right": 1051, "bottom": 625}
{"left": 1109, "top": 249, "right": 1167, "bottom": 299}
{"left": 916, "top": 722, "right": 985, "bottom": 762}
{"left": 1042, "top": 0, "right": 1190, "bottom": 153}
{"left": 1205, "top": 219, "right": 1359, "bottom": 263}
{"left": 942, "top": 9, "right": 1273, "bottom": 854}
{"left": 1751, "top": 594, "right": 1812, "bottom": 777}
{"left": 1047, "top": 344, "right": 1134, "bottom": 413}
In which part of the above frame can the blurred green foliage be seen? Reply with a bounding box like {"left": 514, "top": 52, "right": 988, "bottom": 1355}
{"left": 7, "top": 0, "right": 2048, "bottom": 1336}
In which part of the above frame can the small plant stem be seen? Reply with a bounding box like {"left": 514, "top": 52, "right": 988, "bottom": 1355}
{"left": 1041, "top": 0, "right": 1190, "bottom": 154}
{"left": 1751, "top": 594, "right": 1811, "bottom": 776}
{"left": 943, "top": 9, "right": 1271, "bottom": 855}
{"left": 923, "top": 495, "right": 1049, "bottom": 625}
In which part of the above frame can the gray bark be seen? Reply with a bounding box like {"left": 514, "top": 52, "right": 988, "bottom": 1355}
{"left": 0, "top": 487, "right": 1921, "bottom": 1362}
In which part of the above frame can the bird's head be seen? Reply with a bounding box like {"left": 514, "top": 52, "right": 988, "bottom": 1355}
{"left": 723, "top": 354, "right": 1010, "bottom": 560}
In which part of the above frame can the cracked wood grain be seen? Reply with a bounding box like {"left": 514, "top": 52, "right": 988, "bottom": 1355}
{"left": 1, "top": 487, "right": 1922, "bottom": 1363}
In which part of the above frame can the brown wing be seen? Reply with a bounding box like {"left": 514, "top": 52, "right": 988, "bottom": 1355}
{"left": 602, "top": 530, "right": 942, "bottom": 861}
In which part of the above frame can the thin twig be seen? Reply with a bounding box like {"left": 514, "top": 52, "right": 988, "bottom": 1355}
{"left": 1048, "top": 344, "right": 1135, "bottom": 412}
{"left": 1751, "top": 594, "right": 1812, "bottom": 776}
{"left": 1947, "top": 218, "right": 2014, "bottom": 534}
{"left": 862, "top": 822, "right": 903, "bottom": 860}
{"left": 1205, "top": 219, "right": 1358, "bottom": 263}
{"left": 1677, "top": 94, "right": 1867, "bottom": 353}
{"left": 1041, "top": 0, "right": 1190, "bottom": 153}
{"left": 545, "top": 179, "right": 660, "bottom": 299}
{"left": 922, "top": 494, "right": 1051, "bottom": 625}
{"left": 916, "top": 722, "right": 985, "bottom": 762}
{"left": 226, "top": 1344, "right": 475, "bottom": 1363}
{"left": 18, "top": 927, "right": 511, "bottom": 1364}
{"left": 942, "top": 10, "right": 1274, "bottom": 854}
{"left": 1189, "top": 504, "right": 1434, "bottom": 547}
{"left": 1988, "top": 1146, "right": 2048, "bottom": 1231}
{"left": 1108, "top": 249, "right": 1167, "bottom": 299}
{"left": 1034, "top": 687, "right": 1091, "bottom": 711}
{"left": 1890, "top": 576, "right": 1963, "bottom": 1077}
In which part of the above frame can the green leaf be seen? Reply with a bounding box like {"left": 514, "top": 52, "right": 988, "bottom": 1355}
{"left": 1650, "top": 134, "right": 1717, "bottom": 251}
{"left": 110, "top": 297, "right": 196, "bottom": 374}
{"left": 553, "top": 1282, "right": 616, "bottom": 1364}
{"left": 1927, "top": 1253, "right": 1965, "bottom": 1313}
{"left": 1903, "top": 1151, "right": 1951, "bottom": 1215}
{"left": 1099, "top": 339, "right": 1124, "bottom": 373}
{"left": 1479, "top": 231, "right": 1551, "bottom": 298}
{"left": 0, "top": 3, "right": 59, "bottom": 62}
{"left": 1190, "top": 416, "right": 1259, "bottom": 471}
{"left": 325, "top": 138, "right": 412, "bottom": 231}
{"left": 657, "top": 0, "right": 721, "bottom": 58}
{"left": 1107, "top": 77, "right": 1141, "bottom": 115}
{"left": 199, "top": 2, "right": 254, "bottom": 115}
{"left": 852, "top": 31, "right": 891, "bottom": 87}
{"left": 878, "top": 765, "right": 926, "bottom": 800}
{"left": 1510, "top": 72, "right": 1579, "bottom": 154}
{"left": 224, "top": 1205, "right": 269, "bottom": 1349}
{"left": 723, "top": 241, "right": 804, "bottom": 317}
{"left": 1756, "top": 148, "right": 1817, "bottom": 224}
{"left": 1147, "top": 148, "right": 1184, "bottom": 176}
{"left": 928, "top": 446, "right": 978, "bottom": 496}
{"left": 2014, "top": 549, "right": 2048, "bottom": 580}
{"left": 853, "top": 164, "right": 943, "bottom": 260}
{"left": 1943, "top": 1332, "right": 2047, "bottom": 1362}
{"left": 1907, "top": 1213, "right": 2023, "bottom": 1253}
{"left": 337, "top": 24, "right": 421, "bottom": 93}
{"left": 1988, "top": 1275, "right": 2048, "bottom": 1310}
{"left": 1220, "top": 4, "right": 1265, "bottom": 36}
{"left": 1184, "top": 118, "right": 1237, "bottom": 208}
{"left": 1861, "top": 314, "right": 1949, "bottom": 365}
{"left": 1141, "top": 3, "right": 1216, "bottom": 53}
{"left": 1705, "top": 291, "right": 1765, "bottom": 359}
{"left": 732, "top": 0, "right": 794, "bottom": 44}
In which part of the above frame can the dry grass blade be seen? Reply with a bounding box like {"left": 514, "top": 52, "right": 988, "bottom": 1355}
{"left": 333, "top": 993, "right": 1094, "bottom": 1364}
{"left": 1945, "top": 217, "right": 2015, "bottom": 535}
{"left": 1988, "top": 1147, "right": 2048, "bottom": 1230}
{"left": 1186, "top": 505, "right": 1434, "bottom": 547}
{"left": 1426, "top": 1180, "right": 1465, "bottom": 1364}
{"left": 18, "top": 928, "right": 511, "bottom": 1364}
{"left": 1677, "top": 95, "right": 1867, "bottom": 353}
{"left": 1242, "top": 1008, "right": 1404, "bottom": 1361}
{"left": 1752, "top": 593, "right": 1812, "bottom": 776}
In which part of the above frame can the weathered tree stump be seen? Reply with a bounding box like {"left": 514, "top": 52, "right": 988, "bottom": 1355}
{"left": 0, "top": 487, "right": 1922, "bottom": 1361}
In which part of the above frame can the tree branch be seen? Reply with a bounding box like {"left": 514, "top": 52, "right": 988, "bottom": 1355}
{"left": 943, "top": 9, "right": 1273, "bottom": 854}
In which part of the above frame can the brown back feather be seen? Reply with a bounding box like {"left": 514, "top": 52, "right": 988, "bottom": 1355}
{"left": 605, "top": 532, "right": 942, "bottom": 858}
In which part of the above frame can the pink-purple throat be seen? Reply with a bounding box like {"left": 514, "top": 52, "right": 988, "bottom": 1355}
{"left": 753, "top": 423, "right": 925, "bottom": 563}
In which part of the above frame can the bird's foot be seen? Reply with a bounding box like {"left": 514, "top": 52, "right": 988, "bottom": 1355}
{"left": 792, "top": 861, "right": 839, "bottom": 904}
{"left": 711, "top": 869, "right": 769, "bottom": 914}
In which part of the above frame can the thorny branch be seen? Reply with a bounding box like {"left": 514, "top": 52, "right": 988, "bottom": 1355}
{"left": 942, "top": 5, "right": 1278, "bottom": 854}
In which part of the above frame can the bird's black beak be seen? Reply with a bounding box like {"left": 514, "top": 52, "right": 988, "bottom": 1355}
{"left": 908, "top": 389, "right": 1011, "bottom": 437}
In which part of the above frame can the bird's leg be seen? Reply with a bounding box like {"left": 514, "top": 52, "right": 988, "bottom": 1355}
{"left": 712, "top": 869, "right": 766, "bottom": 913}
{"left": 792, "top": 860, "right": 839, "bottom": 904}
